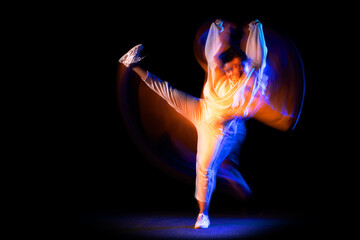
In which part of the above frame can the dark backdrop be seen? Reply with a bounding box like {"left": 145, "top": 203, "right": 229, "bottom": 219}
{"left": 51, "top": 2, "right": 341, "bottom": 236}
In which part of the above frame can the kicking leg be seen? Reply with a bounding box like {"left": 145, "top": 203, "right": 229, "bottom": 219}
{"left": 120, "top": 44, "right": 202, "bottom": 125}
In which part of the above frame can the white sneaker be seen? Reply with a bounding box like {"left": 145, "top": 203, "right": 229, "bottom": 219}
{"left": 194, "top": 213, "right": 210, "bottom": 229}
{"left": 119, "top": 44, "right": 145, "bottom": 67}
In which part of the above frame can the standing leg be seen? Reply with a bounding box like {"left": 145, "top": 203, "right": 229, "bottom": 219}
{"left": 195, "top": 123, "right": 219, "bottom": 207}
{"left": 193, "top": 123, "right": 221, "bottom": 229}
{"left": 194, "top": 119, "right": 249, "bottom": 229}
{"left": 194, "top": 120, "right": 241, "bottom": 228}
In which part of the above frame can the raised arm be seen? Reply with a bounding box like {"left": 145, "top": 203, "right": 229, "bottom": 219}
{"left": 204, "top": 20, "right": 222, "bottom": 71}
{"left": 245, "top": 20, "right": 268, "bottom": 78}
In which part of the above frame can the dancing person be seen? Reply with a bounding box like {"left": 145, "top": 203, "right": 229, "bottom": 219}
{"left": 119, "top": 19, "right": 294, "bottom": 229}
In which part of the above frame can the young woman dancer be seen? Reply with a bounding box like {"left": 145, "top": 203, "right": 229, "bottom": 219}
{"left": 119, "top": 19, "right": 294, "bottom": 228}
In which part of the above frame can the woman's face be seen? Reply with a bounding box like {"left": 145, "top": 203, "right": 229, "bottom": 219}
{"left": 223, "top": 57, "right": 244, "bottom": 82}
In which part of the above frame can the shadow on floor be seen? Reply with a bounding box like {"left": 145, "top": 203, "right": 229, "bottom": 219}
{"left": 69, "top": 212, "right": 311, "bottom": 239}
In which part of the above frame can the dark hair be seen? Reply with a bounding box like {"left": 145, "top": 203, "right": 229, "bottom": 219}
{"left": 219, "top": 46, "right": 248, "bottom": 66}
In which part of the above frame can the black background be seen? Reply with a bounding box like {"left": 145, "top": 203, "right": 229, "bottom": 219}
{"left": 42, "top": 2, "right": 346, "bottom": 237}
